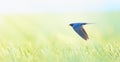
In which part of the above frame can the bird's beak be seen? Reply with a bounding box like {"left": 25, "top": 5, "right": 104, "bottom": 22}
{"left": 69, "top": 24, "right": 73, "bottom": 26}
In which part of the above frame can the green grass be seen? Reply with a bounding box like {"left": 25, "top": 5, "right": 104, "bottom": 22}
{"left": 0, "top": 12, "right": 120, "bottom": 62}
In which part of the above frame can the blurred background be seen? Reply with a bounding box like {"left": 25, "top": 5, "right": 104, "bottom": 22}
{"left": 0, "top": 0, "right": 120, "bottom": 62}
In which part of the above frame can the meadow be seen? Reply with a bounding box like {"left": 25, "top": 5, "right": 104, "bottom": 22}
{"left": 0, "top": 12, "right": 119, "bottom": 62}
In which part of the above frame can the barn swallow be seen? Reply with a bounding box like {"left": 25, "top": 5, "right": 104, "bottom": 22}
{"left": 70, "top": 23, "right": 91, "bottom": 40}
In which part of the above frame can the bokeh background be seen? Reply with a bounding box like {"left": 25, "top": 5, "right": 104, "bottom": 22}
{"left": 0, "top": 0, "right": 120, "bottom": 62}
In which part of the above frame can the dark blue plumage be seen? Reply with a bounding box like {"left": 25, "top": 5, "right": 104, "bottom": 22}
{"left": 70, "top": 23, "right": 89, "bottom": 40}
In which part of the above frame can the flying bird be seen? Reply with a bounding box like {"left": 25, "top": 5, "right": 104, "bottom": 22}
{"left": 70, "top": 23, "right": 91, "bottom": 40}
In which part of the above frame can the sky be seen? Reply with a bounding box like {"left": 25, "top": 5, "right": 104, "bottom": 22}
{"left": 0, "top": 0, "right": 120, "bottom": 13}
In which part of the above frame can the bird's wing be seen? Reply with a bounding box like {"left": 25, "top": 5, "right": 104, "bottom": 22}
{"left": 73, "top": 26, "right": 89, "bottom": 40}
{"left": 81, "top": 27, "right": 89, "bottom": 40}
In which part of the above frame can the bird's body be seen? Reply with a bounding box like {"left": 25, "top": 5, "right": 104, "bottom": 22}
{"left": 70, "top": 23, "right": 90, "bottom": 40}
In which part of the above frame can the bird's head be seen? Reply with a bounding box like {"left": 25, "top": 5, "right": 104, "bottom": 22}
{"left": 69, "top": 23, "right": 74, "bottom": 26}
